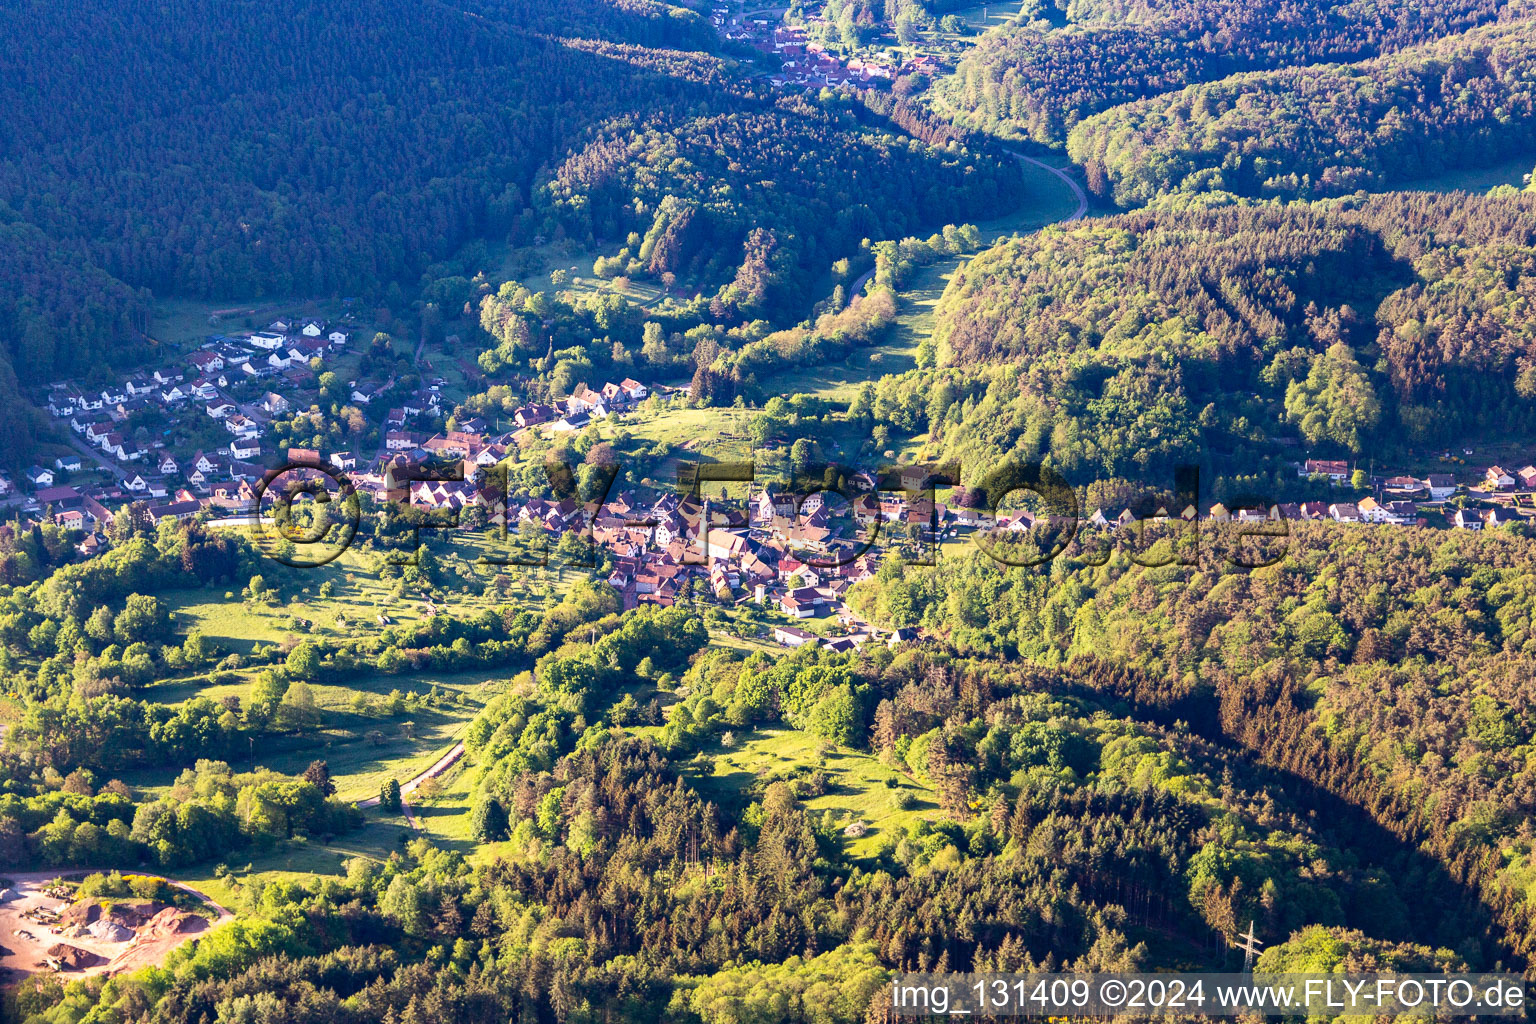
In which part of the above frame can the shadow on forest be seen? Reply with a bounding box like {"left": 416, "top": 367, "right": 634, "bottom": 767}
{"left": 1052, "top": 675, "right": 1514, "bottom": 969}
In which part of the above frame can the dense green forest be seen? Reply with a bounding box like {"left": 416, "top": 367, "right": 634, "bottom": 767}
{"left": 5, "top": 0, "right": 1536, "bottom": 1020}
{"left": 940, "top": 0, "right": 1514, "bottom": 144}
{"left": 1067, "top": 15, "right": 1536, "bottom": 204}
{"left": 843, "top": 189, "right": 1536, "bottom": 482}
{"left": 8, "top": 520, "right": 1536, "bottom": 1023}
{"left": 546, "top": 99, "right": 1018, "bottom": 324}
{"left": 848, "top": 522, "right": 1536, "bottom": 963}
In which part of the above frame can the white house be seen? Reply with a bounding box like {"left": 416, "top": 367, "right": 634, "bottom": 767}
{"left": 225, "top": 414, "right": 259, "bottom": 439}
{"left": 1328, "top": 502, "right": 1362, "bottom": 523}
{"left": 1453, "top": 508, "right": 1484, "bottom": 530}
{"left": 1485, "top": 466, "right": 1516, "bottom": 491}
{"left": 773, "top": 625, "right": 817, "bottom": 647}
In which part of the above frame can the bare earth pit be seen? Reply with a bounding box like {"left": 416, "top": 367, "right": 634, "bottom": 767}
{"left": 0, "top": 872, "right": 230, "bottom": 985}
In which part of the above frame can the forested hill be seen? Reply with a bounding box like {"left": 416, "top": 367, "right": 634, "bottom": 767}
{"left": 0, "top": 0, "right": 709, "bottom": 314}
{"left": 939, "top": 0, "right": 1515, "bottom": 145}
{"left": 0, "top": 0, "right": 1020, "bottom": 460}
{"left": 890, "top": 190, "right": 1536, "bottom": 481}
{"left": 1068, "top": 14, "right": 1536, "bottom": 205}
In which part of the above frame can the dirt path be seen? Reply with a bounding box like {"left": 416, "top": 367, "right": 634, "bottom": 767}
{"left": 356, "top": 741, "right": 466, "bottom": 830}
{"left": 1011, "top": 150, "right": 1089, "bottom": 222}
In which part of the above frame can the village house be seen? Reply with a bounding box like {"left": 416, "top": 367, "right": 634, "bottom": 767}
{"left": 225, "top": 414, "right": 259, "bottom": 439}
{"left": 1485, "top": 465, "right": 1516, "bottom": 490}
{"left": 147, "top": 499, "right": 203, "bottom": 525}
{"left": 1302, "top": 458, "right": 1350, "bottom": 482}
{"left": 386, "top": 431, "right": 422, "bottom": 452}
{"left": 513, "top": 404, "right": 554, "bottom": 428}
{"left": 779, "top": 586, "right": 823, "bottom": 618}
{"left": 189, "top": 351, "right": 224, "bottom": 375}
{"left": 773, "top": 625, "right": 817, "bottom": 647}
{"left": 1357, "top": 497, "right": 1387, "bottom": 523}
{"left": 1328, "top": 502, "right": 1362, "bottom": 523}
{"left": 1484, "top": 505, "right": 1517, "bottom": 528}
{"left": 1425, "top": 474, "right": 1457, "bottom": 500}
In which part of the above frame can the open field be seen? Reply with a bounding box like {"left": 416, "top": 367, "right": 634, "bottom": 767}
{"left": 756, "top": 156, "right": 1079, "bottom": 405}
{"left": 950, "top": 0, "right": 1028, "bottom": 30}
{"left": 183, "top": 528, "right": 587, "bottom": 653}
{"left": 692, "top": 727, "right": 937, "bottom": 859}
{"left": 411, "top": 758, "right": 479, "bottom": 849}
{"left": 130, "top": 665, "right": 508, "bottom": 803}
{"left": 167, "top": 816, "right": 416, "bottom": 908}
{"left": 489, "top": 236, "right": 670, "bottom": 307}
{"left": 149, "top": 294, "right": 363, "bottom": 354}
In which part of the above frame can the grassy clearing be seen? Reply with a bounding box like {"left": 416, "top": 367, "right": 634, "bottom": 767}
{"left": 412, "top": 760, "right": 479, "bottom": 850}
{"left": 149, "top": 294, "right": 351, "bottom": 353}
{"left": 1399, "top": 154, "right": 1535, "bottom": 194}
{"left": 692, "top": 727, "right": 937, "bottom": 859}
{"left": 131, "top": 666, "right": 508, "bottom": 803}
{"left": 180, "top": 529, "right": 587, "bottom": 654}
{"left": 755, "top": 156, "right": 1076, "bottom": 405}
{"left": 169, "top": 816, "right": 415, "bottom": 906}
{"left": 948, "top": 0, "right": 1028, "bottom": 30}
{"left": 488, "top": 236, "right": 669, "bottom": 307}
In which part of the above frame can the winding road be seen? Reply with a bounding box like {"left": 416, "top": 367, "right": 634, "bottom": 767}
{"left": 1013, "top": 150, "right": 1089, "bottom": 222}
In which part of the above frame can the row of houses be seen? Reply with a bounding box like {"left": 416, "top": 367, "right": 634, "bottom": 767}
{"left": 1301, "top": 457, "right": 1536, "bottom": 500}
